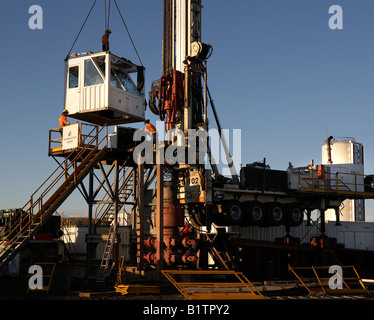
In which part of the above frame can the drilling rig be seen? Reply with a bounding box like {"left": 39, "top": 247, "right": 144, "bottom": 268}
{"left": 2, "top": 0, "right": 374, "bottom": 285}
{"left": 145, "top": 0, "right": 218, "bottom": 271}
{"left": 142, "top": 0, "right": 374, "bottom": 275}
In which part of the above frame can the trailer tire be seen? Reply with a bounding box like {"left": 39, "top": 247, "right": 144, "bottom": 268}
{"left": 223, "top": 200, "right": 245, "bottom": 226}
{"left": 285, "top": 205, "right": 304, "bottom": 227}
{"left": 244, "top": 201, "right": 265, "bottom": 226}
{"left": 265, "top": 202, "right": 285, "bottom": 226}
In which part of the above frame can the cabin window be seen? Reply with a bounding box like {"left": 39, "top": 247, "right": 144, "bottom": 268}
{"left": 68, "top": 66, "right": 79, "bottom": 89}
{"left": 84, "top": 59, "right": 104, "bottom": 87}
{"left": 110, "top": 68, "right": 140, "bottom": 96}
{"left": 92, "top": 56, "right": 106, "bottom": 77}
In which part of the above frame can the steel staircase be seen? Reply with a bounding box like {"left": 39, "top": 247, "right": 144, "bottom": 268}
{"left": 95, "top": 167, "right": 134, "bottom": 282}
{"left": 106, "top": 175, "right": 134, "bottom": 222}
{"left": 0, "top": 125, "right": 109, "bottom": 271}
{"left": 95, "top": 166, "right": 135, "bottom": 225}
{"left": 95, "top": 167, "right": 156, "bottom": 281}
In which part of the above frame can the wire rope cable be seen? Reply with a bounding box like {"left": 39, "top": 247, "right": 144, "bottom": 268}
{"left": 65, "top": 0, "right": 98, "bottom": 60}
{"left": 104, "top": 0, "right": 111, "bottom": 31}
{"left": 113, "top": 0, "right": 144, "bottom": 67}
{"left": 107, "top": 0, "right": 111, "bottom": 30}
{"left": 65, "top": 0, "right": 143, "bottom": 68}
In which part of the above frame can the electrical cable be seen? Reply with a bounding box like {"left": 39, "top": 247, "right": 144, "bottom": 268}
{"left": 113, "top": 0, "right": 144, "bottom": 67}
{"left": 65, "top": 0, "right": 98, "bottom": 61}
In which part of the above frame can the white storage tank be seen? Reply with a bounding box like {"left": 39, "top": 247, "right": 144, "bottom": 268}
{"left": 322, "top": 137, "right": 365, "bottom": 222}
{"left": 64, "top": 51, "right": 145, "bottom": 126}
{"left": 322, "top": 137, "right": 364, "bottom": 165}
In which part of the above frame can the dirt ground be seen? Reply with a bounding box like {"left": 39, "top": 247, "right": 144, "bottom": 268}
{"left": 1, "top": 276, "right": 373, "bottom": 302}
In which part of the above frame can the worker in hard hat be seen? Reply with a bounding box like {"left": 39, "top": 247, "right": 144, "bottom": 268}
{"left": 58, "top": 109, "right": 70, "bottom": 138}
{"left": 144, "top": 120, "right": 157, "bottom": 137}
{"left": 59, "top": 109, "right": 70, "bottom": 128}
{"left": 144, "top": 120, "right": 157, "bottom": 151}
{"left": 102, "top": 29, "right": 112, "bottom": 52}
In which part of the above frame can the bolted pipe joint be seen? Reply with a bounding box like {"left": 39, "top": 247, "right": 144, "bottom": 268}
{"left": 144, "top": 236, "right": 156, "bottom": 249}
{"left": 143, "top": 252, "right": 156, "bottom": 264}
{"left": 182, "top": 253, "right": 198, "bottom": 264}
{"left": 164, "top": 236, "right": 179, "bottom": 249}
{"left": 182, "top": 236, "right": 198, "bottom": 248}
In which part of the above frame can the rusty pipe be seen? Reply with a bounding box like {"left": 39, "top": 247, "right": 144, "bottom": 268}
{"left": 327, "top": 136, "right": 333, "bottom": 164}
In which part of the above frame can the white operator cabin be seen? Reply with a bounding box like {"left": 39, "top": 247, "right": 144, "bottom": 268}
{"left": 64, "top": 51, "right": 145, "bottom": 125}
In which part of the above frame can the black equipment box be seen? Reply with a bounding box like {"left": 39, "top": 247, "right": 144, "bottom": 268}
{"left": 240, "top": 166, "right": 288, "bottom": 192}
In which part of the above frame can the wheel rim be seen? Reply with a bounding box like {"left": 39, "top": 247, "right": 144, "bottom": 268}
{"left": 291, "top": 208, "right": 302, "bottom": 222}
{"left": 272, "top": 207, "right": 283, "bottom": 222}
{"left": 230, "top": 205, "right": 241, "bottom": 220}
{"left": 252, "top": 206, "right": 263, "bottom": 221}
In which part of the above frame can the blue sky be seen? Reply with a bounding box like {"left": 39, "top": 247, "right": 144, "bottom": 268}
{"left": 1, "top": 0, "right": 374, "bottom": 220}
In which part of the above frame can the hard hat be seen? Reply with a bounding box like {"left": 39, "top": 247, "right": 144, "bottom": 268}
{"left": 63, "top": 109, "right": 69, "bottom": 114}
{"left": 106, "top": 29, "right": 112, "bottom": 34}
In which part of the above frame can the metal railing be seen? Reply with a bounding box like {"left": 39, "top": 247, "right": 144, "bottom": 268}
{"left": 297, "top": 167, "right": 374, "bottom": 197}
{"left": 49, "top": 122, "right": 100, "bottom": 154}
{"left": 289, "top": 265, "right": 369, "bottom": 295}
{"left": 162, "top": 270, "right": 266, "bottom": 300}
{"left": 26, "top": 262, "right": 56, "bottom": 294}
{"left": 0, "top": 125, "right": 109, "bottom": 258}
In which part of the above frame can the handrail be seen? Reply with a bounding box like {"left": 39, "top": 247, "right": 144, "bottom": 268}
{"left": 303, "top": 176, "right": 355, "bottom": 192}
{"left": 0, "top": 125, "right": 108, "bottom": 253}
{"left": 32, "top": 125, "right": 106, "bottom": 205}
{"left": 48, "top": 122, "right": 100, "bottom": 154}
{"left": 297, "top": 167, "right": 374, "bottom": 197}
{"left": 289, "top": 265, "right": 368, "bottom": 295}
{"left": 161, "top": 270, "right": 266, "bottom": 300}
{"left": 1, "top": 148, "right": 105, "bottom": 251}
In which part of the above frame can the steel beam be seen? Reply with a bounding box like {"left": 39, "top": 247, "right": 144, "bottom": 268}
{"left": 156, "top": 147, "right": 164, "bottom": 272}
{"left": 137, "top": 154, "right": 145, "bottom": 270}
